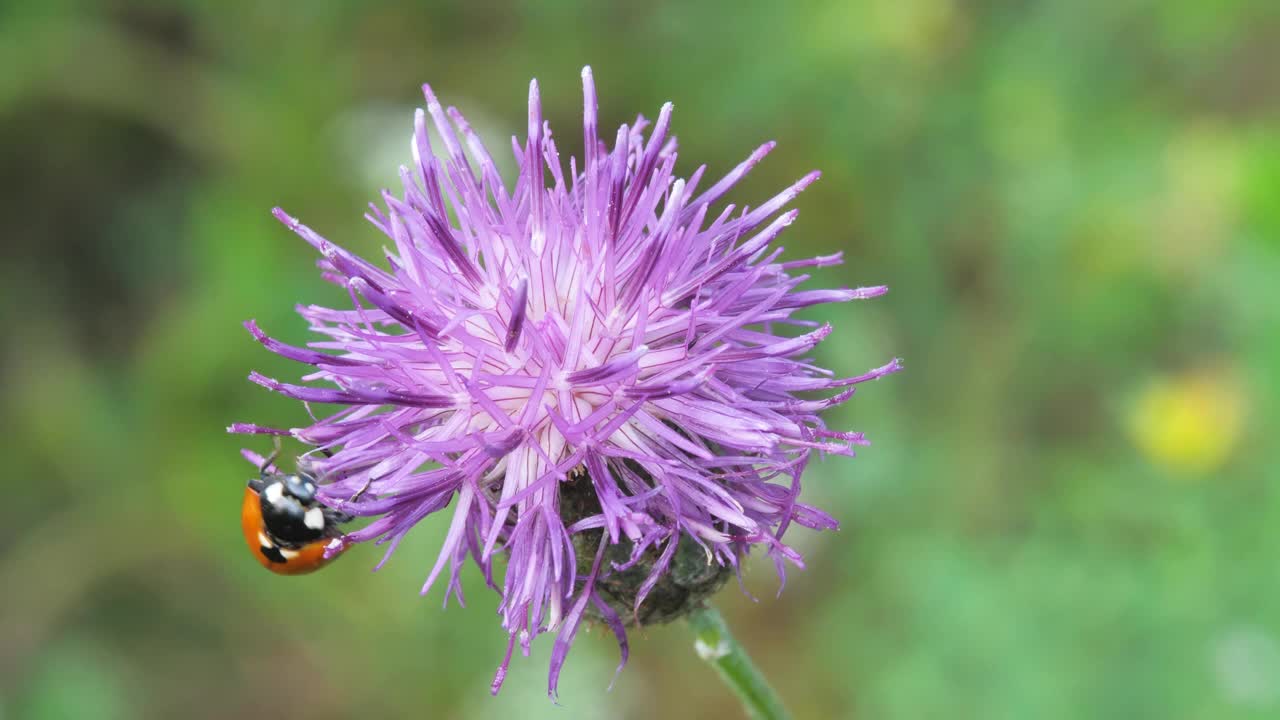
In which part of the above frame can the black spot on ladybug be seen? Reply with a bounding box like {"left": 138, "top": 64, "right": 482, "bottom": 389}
{"left": 260, "top": 543, "right": 287, "bottom": 564}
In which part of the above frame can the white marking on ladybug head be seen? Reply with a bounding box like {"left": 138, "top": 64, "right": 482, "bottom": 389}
{"left": 280, "top": 548, "right": 299, "bottom": 559}
{"left": 304, "top": 507, "right": 325, "bottom": 531}
{"left": 257, "top": 532, "right": 272, "bottom": 548}
{"left": 264, "top": 482, "right": 284, "bottom": 505}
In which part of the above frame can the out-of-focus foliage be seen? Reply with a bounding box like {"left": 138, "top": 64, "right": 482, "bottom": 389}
{"left": 1, "top": 1, "right": 1277, "bottom": 718}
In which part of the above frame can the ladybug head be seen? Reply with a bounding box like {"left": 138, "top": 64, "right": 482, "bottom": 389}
{"left": 259, "top": 472, "right": 327, "bottom": 546}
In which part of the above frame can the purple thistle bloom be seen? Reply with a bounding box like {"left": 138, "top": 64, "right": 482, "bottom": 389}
{"left": 231, "top": 67, "right": 899, "bottom": 697}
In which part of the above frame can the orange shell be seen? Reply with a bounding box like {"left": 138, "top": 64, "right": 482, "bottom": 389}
{"left": 241, "top": 486, "right": 341, "bottom": 575}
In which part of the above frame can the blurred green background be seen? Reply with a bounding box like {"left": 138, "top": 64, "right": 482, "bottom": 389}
{"left": 2, "top": 0, "right": 1277, "bottom": 718}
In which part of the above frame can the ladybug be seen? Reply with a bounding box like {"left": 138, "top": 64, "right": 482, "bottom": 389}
{"left": 242, "top": 451, "right": 351, "bottom": 575}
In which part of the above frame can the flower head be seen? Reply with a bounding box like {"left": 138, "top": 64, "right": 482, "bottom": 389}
{"left": 231, "top": 67, "right": 899, "bottom": 697}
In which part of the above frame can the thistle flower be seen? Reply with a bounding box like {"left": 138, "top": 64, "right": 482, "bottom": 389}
{"left": 231, "top": 67, "right": 899, "bottom": 697}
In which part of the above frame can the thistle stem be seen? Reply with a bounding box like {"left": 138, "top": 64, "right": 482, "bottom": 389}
{"left": 687, "top": 604, "right": 792, "bottom": 720}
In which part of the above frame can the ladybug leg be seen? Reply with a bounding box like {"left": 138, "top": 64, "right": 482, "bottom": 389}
{"left": 349, "top": 474, "right": 375, "bottom": 503}
{"left": 320, "top": 473, "right": 374, "bottom": 528}
{"left": 308, "top": 445, "right": 371, "bottom": 504}
{"left": 328, "top": 475, "right": 373, "bottom": 523}
{"left": 325, "top": 473, "right": 368, "bottom": 528}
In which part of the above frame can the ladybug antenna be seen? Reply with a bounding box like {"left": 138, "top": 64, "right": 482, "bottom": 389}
{"left": 260, "top": 437, "right": 283, "bottom": 478}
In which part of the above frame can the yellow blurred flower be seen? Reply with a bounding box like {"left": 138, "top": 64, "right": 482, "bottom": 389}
{"left": 1128, "top": 368, "right": 1246, "bottom": 477}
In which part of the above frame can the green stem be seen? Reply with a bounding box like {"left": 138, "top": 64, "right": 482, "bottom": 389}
{"left": 687, "top": 604, "right": 793, "bottom": 720}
